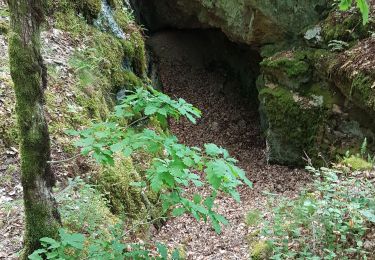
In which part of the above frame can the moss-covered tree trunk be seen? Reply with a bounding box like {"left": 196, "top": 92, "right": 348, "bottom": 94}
{"left": 8, "top": 0, "right": 60, "bottom": 257}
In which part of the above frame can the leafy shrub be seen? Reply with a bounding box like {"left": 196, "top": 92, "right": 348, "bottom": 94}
{"left": 259, "top": 167, "right": 375, "bottom": 259}
{"left": 67, "top": 87, "right": 252, "bottom": 233}
{"left": 28, "top": 228, "right": 180, "bottom": 260}
{"left": 30, "top": 178, "right": 180, "bottom": 259}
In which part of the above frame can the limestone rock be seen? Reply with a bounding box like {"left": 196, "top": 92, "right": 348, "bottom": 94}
{"left": 131, "top": 0, "right": 328, "bottom": 45}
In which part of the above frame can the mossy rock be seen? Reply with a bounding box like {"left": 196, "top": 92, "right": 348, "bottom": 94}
{"left": 74, "top": 0, "right": 101, "bottom": 23}
{"left": 0, "top": 20, "right": 9, "bottom": 35}
{"left": 258, "top": 80, "right": 328, "bottom": 166}
{"left": 58, "top": 179, "right": 121, "bottom": 236}
{"left": 250, "top": 241, "right": 272, "bottom": 260}
{"left": 260, "top": 51, "right": 311, "bottom": 91}
{"left": 95, "top": 156, "right": 148, "bottom": 219}
{"left": 342, "top": 156, "right": 373, "bottom": 171}
{"left": 321, "top": 10, "right": 373, "bottom": 43}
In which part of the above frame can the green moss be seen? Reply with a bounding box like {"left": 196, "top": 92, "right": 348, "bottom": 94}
{"left": 308, "top": 83, "right": 340, "bottom": 109}
{"left": 322, "top": 11, "right": 373, "bottom": 43}
{"left": 120, "top": 33, "right": 147, "bottom": 77}
{"left": 259, "top": 85, "right": 327, "bottom": 165}
{"left": 245, "top": 210, "right": 262, "bottom": 227}
{"left": 260, "top": 51, "right": 312, "bottom": 91}
{"left": 74, "top": 0, "right": 101, "bottom": 23}
{"left": 342, "top": 156, "right": 373, "bottom": 171}
{"left": 262, "top": 57, "right": 309, "bottom": 78}
{"left": 350, "top": 73, "right": 375, "bottom": 109}
{"left": 250, "top": 241, "right": 272, "bottom": 260}
{"left": 95, "top": 156, "right": 147, "bottom": 219}
{"left": 123, "top": 71, "right": 143, "bottom": 88}
{"left": 0, "top": 20, "right": 9, "bottom": 35}
{"left": 58, "top": 179, "right": 120, "bottom": 236}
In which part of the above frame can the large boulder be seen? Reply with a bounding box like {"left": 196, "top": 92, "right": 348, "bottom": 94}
{"left": 131, "top": 0, "right": 328, "bottom": 45}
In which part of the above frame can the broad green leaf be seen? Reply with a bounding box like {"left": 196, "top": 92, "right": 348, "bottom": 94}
{"left": 356, "top": 0, "right": 369, "bottom": 24}
{"left": 65, "top": 129, "right": 79, "bottom": 136}
{"left": 156, "top": 243, "right": 168, "bottom": 259}
{"left": 172, "top": 207, "right": 186, "bottom": 217}
{"left": 339, "top": 0, "right": 352, "bottom": 10}
{"left": 110, "top": 142, "right": 125, "bottom": 153}
{"left": 144, "top": 105, "right": 159, "bottom": 115}
{"left": 193, "top": 194, "right": 202, "bottom": 204}
{"left": 28, "top": 249, "right": 46, "bottom": 260}
{"left": 214, "top": 213, "right": 229, "bottom": 225}
{"left": 360, "top": 209, "right": 375, "bottom": 222}
{"left": 171, "top": 249, "right": 181, "bottom": 260}
{"left": 59, "top": 229, "right": 85, "bottom": 250}
{"left": 204, "top": 143, "right": 222, "bottom": 156}
{"left": 204, "top": 196, "right": 214, "bottom": 209}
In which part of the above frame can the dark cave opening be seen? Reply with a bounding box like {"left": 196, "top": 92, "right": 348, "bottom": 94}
{"left": 147, "top": 29, "right": 262, "bottom": 107}
{"left": 145, "top": 28, "right": 266, "bottom": 171}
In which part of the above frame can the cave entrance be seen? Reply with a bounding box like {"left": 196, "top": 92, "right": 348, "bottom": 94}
{"left": 146, "top": 29, "right": 264, "bottom": 173}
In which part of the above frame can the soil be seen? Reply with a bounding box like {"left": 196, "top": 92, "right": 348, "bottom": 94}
{"left": 147, "top": 30, "right": 311, "bottom": 259}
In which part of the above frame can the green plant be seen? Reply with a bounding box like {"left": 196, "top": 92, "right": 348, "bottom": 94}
{"left": 245, "top": 210, "right": 262, "bottom": 227}
{"left": 56, "top": 177, "right": 120, "bottom": 235}
{"left": 67, "top": 87, "right": 252, "bottom": 233}
{"left": 28, "top": 228, "right": 181, "bottom": 259}
{"left": 328, "top": 39, "right": 350, "bottom": 52}
{"left": 341, "top": 138, "right": 375, "bottom": 170}
{"left": 260, "top": 166, "right": 375, "bottom": 259}
{"left": 339, "top": 0, "right": 370, "bottom": 25}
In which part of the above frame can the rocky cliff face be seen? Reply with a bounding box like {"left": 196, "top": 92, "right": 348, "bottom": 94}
{"left": 132, "top": 0, "right": 375, "bottom": 166}
{"left": 131, "top": 0, "right": 327, "bottom": 45}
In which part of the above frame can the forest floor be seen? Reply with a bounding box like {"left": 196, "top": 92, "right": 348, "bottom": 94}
{"left": 147, "top": 30, "right": 311, "bottom": 259}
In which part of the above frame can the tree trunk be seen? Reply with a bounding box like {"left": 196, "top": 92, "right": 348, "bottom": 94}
{"left": 7, "top": 0, "right": 60, "bottom": 257}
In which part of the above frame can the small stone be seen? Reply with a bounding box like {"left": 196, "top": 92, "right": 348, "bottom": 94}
{"left": 363, "top": 240, "right": 375, "bottom": 251}
{"left": 211, "top": 121, "right": 219, "bottom": 132}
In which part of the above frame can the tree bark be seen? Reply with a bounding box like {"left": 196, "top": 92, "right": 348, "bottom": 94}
{"left": 7, "top": 0, "right": 60, "bottom": 257}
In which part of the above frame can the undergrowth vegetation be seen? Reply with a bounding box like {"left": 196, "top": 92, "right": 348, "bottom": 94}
{"left": 29, "top": 87, "right": 252, "bottom": 258}
{"left": 251, "top": 166, "right": 375, "bottom": 259}
{"left": 29, "top": 178, "right": 180, "bottom": 259}
{"left": 67, "top": 87, "right": 252, "bottom": 233}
